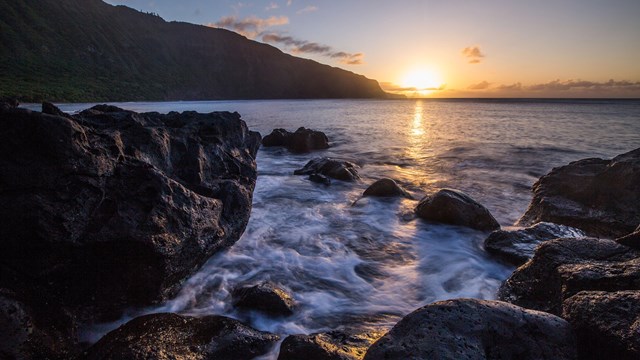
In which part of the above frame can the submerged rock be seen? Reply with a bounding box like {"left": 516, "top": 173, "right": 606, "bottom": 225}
{"left": 294, "top": 157, "right": 360, "bottom": 182}
{"left": 563, "top": 290, "right": 640, "bottom": 360}
{"left": 415, "top": 189, "right": 500, "bottom": 231}
{"left": 364, "top": 298, "right": 576, "bottom": 360}
{"left": 262, "top": 127, "right": 330, "bottom": 153}
{"left": 498, "top": 237, "right": 639, "bottom": 315}
{"left": 516, "top": 148, "right": 640, "bottom": 238}
{"left": 309, "top": 173, "right": 332, "bottom": 186}
{"left": 232, "top": 282, "right": 295, "bottom": 316}
{"left": 484, "top": 222, "right": 585, "bottom": 265}
{"left": 0, "top": 104, "right": 261, "bottom": 321}
{"left": 279, "top": 329, "right": 384, "bottom": 360}
{"left": 363, "top": 178, "right": 412, "bottom": 199}
{"left": 83, "top": 313, "right": 279, "bottom": 360}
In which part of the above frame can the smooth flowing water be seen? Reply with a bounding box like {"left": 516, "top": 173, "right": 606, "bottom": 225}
{"left": 38, "top": 99, "right": 640, "bottom": 354}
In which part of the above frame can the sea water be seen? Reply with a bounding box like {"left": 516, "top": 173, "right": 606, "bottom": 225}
{"left": 34, "top": 99, "right": 640, "bottom": 353}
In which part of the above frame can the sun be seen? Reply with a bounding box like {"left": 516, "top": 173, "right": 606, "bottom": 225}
{"left": 401, "top": 69, "right": 445, "bottom": 94}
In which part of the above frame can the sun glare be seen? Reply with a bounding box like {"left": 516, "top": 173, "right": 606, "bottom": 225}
{"left": 401, "top": 69, "right": 444, "bottom": 96}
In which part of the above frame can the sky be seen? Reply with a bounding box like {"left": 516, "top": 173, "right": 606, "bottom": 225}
{"left": 105, "top": 0, "right": 640, "bottom": 98}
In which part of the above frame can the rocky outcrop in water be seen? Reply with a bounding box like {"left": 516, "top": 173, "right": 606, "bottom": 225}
{"left": 562, "top": 290, "right": 640, "bottom": 360}
{"left": 0, "top": 103, "right": 260, "bottom": 357}
{"left": 516, "top": 148, "right": 640, "bottom": 238}
{"left": 83, "top": 313, "right": 279, "bottom": 360}
{"left": 294, "top": 158, "right": 360, "bottom": 182}
{"left": 484, "top": 222, "right": 585, "bottom": 265}
{"left": 278, "top": 329, "right": 384, "bottom": 360}
{"left": 364, "top": 298, "right": 576, "bottom": 360}
{"left": 263, "top": 127, "right": 330, "bottom": 153}
{"left": 232, "top": 282, "right": 296, "bottom": 317}
{"left": 363, "top": 178, "right": 412, "bottom": 199}
{"left": 415, "top": 189, "right": 500, "bottom": 231}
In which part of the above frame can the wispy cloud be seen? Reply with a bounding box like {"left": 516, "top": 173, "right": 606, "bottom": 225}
{"left": 262, "top": 33, "right": 365, "bottom": 65}
{"left": 211, "top": 15, "right": 288, "bottom": 38}
{"left": 496, "top": 82, "right": 523, "bottom": 91}
{"left": 287, "top": 0, "right": 293, "bottom": 6}
{"left": 265, "top": 2, "right": 279, "bottom": 11}
{"left": 468, "top": 81, "right": 491, "bottom": 90}
{"left": 380, "top": 82, "right": 446, "bottom": 93}
{"left": 297, "top": 5, "right": 318, "bottom": 14}
{"left": 462, "top": 46, "right": 485, "bottom": 64}
{"left": 526, "top": 79, "right": 640, "bottom": 92}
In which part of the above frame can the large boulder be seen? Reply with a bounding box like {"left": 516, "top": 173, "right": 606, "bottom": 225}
{"left": 364, "top": 299, "right": 576, "bottom": 360}
{"left": 294, "top": 158, "right": 360, "bottom": 182}
{"left": 232, "top": 282, "right": 296, "bottom": 317}
{"left": 516, "top": 148, "right": 640, "bottom": 238}
{"left": 563, "top": 290, "right": 640, "bottom": 360}
{"left": 262, "top": 127, "right": 330, "bottom": 153}
{"left": 278, "top": 329, "right": 384, "bottom": 360}
{"left": 415, "top": 189, "right": 500, "bottom": 231}
{"left": 363, "top": 178, "right": 412, "bottom": 199}
{"left": 617, "top": 227, "right": 640, "bottom": 250}
{"left": 484, "top": 222, "right": 585, "bottom": 265}
{"left": 0, "top": 104, "right": 261, "bottom": 320}
{"left": 83, "top": 313, "right": 279, "bottom": 360}
{"left": 498, "top": 237, "right": 639, "bottom": 315}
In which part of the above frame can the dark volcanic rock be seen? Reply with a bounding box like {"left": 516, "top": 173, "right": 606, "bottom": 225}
{"left": 263, "top": 127, "right": 330, "bottom": 153}
{"left": 0, "top": 105, "right": 261, "bottom": 320}
{"left": 364, "top": 299, "right": 576, "bottom": 360}
{"left": 42, "top": 101, "right": 70, "bottom": 118}
{"left": 617, "top": 227, "right": 640, "bottom": 250}
{"left": 415, "top": 189, "right": 500, "bottom": 231}
{"left": 83, "top": 313, "right": 279, "bottom": 360}
{"left": 0, "top": 288, "right": 77, "bottom": 360}
{"left": 294, "top": 158, "right": 360, "bottom": 182}
{"left": 232, "top": 282, "right": 295, "bottom": 316}
{"left": 563, "top": 290, "right": 640, "bottom": 360}
{"left": 363, "top": 178, "right": 412, "bottom": 199}
{"left": 279, "top": 329, "right": 384, "bottom": 360}
{"left": 309, "top": 173, "right": 331, "bottom": 186}
{"left": 516, "top": 148, "right": 640, "bottom": 238}
{"left": 498, "top": 237, "right": 639, "bottom": 315}
{"left": 484, "top": 222, "right": 585, "bottom": 265}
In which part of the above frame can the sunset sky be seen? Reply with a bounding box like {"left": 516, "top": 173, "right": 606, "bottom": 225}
{"left": 105, "top": 0, "right": 640, "bottom": 98}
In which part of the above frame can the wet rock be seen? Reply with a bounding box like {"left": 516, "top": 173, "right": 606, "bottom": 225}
{"left": 415, "top": 189, "right": 500, "bottom": 231}
{"left": 484, "top": 222, "right": 585, "bottom": 265}
{"left": 617, "top": 227, "right": 640, "bottom": 250}
{"left": 498, "top": 237, "right": 639, "bottom": 315}
{"left": 0, "top": 105, "right": 261, "bottom": 320}
{"left": 83, "top": 313, "right": 279, "bottom": 360}
{"left": 516, "top": 148, "right": 640, "bottom": 238}
{"left": 0, "top": 288, "right": 77, "bottom": 360}
{"left": 309, "top": 173, "right": 331, "bottom": 186}
{"left": 563, "top": 290, "right": 640, "bottom": 360}
{"left": 294, "top": 157, "right": 360, "bottom": 182}
{"left": 262, "top": 127, "right": 330, "bottom": 153}
{"left": 364, "top": 298, "right": 576, "bottom": 360}
{"left": 232, "top": 282, "right": 295, "bottom": 316}
{"left": 42, "top": 101, "right": 70, "bottom": 118}
{"left": 278, "top": 329, "right": 384, "bottom": 360}
{"left": 363, "top": 178, "right": 412, "bottom": 199}
{"left": 0, "top": 97, "right": 19, "bottom": 110}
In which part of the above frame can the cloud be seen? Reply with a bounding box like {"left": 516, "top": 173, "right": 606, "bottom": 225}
{"left": 468, "top": 81, "right": 491, "bottom": 90}
{"left": 497, "top": 82, "right": 523, "bottom": 91}
{"left": 462, "top": 46, "right": 485, "bottom": 64}
{"left": 211, "top": 15, "right": 288, "bottom": 38}
{"left": 265, "top": 2, "right": 278, "bottom": 11}
{"left": 297, "top": 5, "right": 318, "bottom": 14}
{"left": 262, "top": 33, "right": 365, "bottom": 65}
{"left": 287, "top": 0, "right": 293, "bottom": 5}
{"left": 380, "top": 82, "right": 446, "bottom": 93}
{"left": 525, "top": 79, "right": 640, "bottom": 92}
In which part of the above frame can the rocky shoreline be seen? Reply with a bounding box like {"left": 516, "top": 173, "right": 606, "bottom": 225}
{"left": 1, "top": 102, "right": 639, "bottom": 359}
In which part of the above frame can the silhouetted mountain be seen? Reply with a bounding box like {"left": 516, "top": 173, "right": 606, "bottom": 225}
{"left": 0, "top": 0, "right": 387, "bottom": 101}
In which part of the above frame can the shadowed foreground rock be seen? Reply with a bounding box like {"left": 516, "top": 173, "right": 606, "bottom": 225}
{"left": 363, "top": 178, "right": 412, "bottom": 199}
{"left": 498, "top": 237, "right": 639, "bottom": 315}
{"left": 516, "top": 148, "right": 640, "bottom": 238}
{"left": 278, "top": 329, "right": 384, "bottom": 360}
{"left": 484, "top": 222, "right": 585, "bottom": 265}
{"left": 83, "top": 313, "right": 279, "bottom": 360}
{"left": 617, "top": 226, "right": 640, "bottom": 250}
{"left": 563, "top": 290, "right": 640, "bottom": 360}
{"left": 294, "top": 157, "right": 360, "bottom": 182}
{"left": 262, "top": 127, "right": 330, "bottom": 153}
{"left": 415, "top": 189, "right": 500, "bottom": 231}
{"left": 232, "top": 282, "right": 296, "bottom": 316}
{"left": 364, "top": 299, "right": 576, "bottom": 360}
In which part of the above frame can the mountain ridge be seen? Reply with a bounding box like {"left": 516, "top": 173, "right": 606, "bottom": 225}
{"left": 0, "top": 0, "right": 387, "bottom": 102}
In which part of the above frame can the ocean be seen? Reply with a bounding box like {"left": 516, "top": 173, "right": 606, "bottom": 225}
{"left": 30, "top": 99, "right": 640, "bottom": 352}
